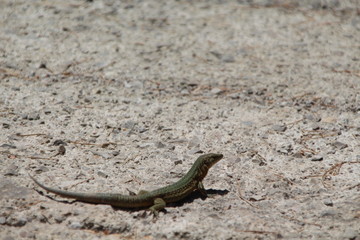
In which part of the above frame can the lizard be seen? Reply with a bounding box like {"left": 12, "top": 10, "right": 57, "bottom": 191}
{"left": 29, "top": 153, "right": 223, "bottom": 216}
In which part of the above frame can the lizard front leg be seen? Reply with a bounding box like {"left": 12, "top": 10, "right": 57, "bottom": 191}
{"left": 197, "top": 181, "right": 208, "bottom": 197}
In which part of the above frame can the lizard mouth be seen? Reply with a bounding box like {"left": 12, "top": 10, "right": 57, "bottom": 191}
{"left": 213, "top": 153, "right": 224, "bottom": 160}
{"left": 209, "top": 153, "right": 224, "bottom": 166}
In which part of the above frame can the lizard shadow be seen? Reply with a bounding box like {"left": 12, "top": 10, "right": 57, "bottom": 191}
{"left": 169, "top": 188, "right": 229, "bottom": 207}
{"left": 111, "top": 188, "right": 229, "bottom": 213}
{"left": 34, "top": 187, "right": 229, "bottom": 214}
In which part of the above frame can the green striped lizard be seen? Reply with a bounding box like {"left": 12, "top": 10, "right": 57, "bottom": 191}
{"left": 30, "top": 153, "right": 223, "bottom": 216}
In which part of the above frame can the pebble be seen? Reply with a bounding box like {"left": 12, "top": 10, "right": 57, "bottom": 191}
{"left": 222, "top": 54, "right": 235, "bottom": 63}
{"left": 311, "top": 124, "right": 320, "bottom": 130}
{"left": 210, "top": 51, "right": 234, "bottom": 63}
{"left": 311, "top": 155, "right": 324, "bottom": 161}
{"left": 320, "top": 210, "right": 337, "bottom": 217}
{"left": 35, "top": 166, "right": 49, "bottom": 173}
{"left": 292, "top": 152, "right": 303, "bottom": 158}
{"left": 332, "top": 141, "right": 348, "bottom": 150}
{"left": 122, "top": 120, "right": 137, "bottom": 129}
{"left": 304, "top": 114, "right": 321, "bottom": 122}
{"left": 138, "top": 127, "right": 148, "bottom": 133}
{"left": 174, "top": 160, "right": 182, "bottom": 165}
{"left": 24, "top": 112, "right": 40, "bottom": 120}
{"left": 44, "top": 109, "right": 52, "bottom": 114}
{"left": 90, "top": 150, "right": 112, "bottom": 159}
{"left": 8, "top": 216, "right": 27, "bottom": 227}
{"left": 69, "top": 221, "right": 83, "bottom": 229}
{"left": 97, "top": 171, "right": 108, "bottom": 178}
{"left": 54, "top": 215, "right": 67, "bottom": 223}
{"left": 155, "top": 141, "right": 166, "bottom": 148}
{"left": 210, "top": 87, "right": 224, "bottom": 95}
{"left": 323, "top": 198, "right": 334, "bottom": 206}
{"left": 272, "top": 124, "right": 287, "bottom": 132}
{"left": 111, "top": 151, "right": 120, "bottom": 156}
{"left": 180, "top": 89, "right": 190, "bottom": 95}
{"left": 4, "top": 164, "right": 19, "bottom": 176}
{"left": 228, "top": 92, "right": 241, "bottom": 99}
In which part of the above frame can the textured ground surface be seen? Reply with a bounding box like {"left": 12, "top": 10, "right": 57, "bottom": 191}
{"left": 1, "top": 0, "right": 360, "bottom": 239}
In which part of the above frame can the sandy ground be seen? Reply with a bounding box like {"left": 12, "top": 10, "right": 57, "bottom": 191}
{"left": 1, "top": 0, "right": 360, "bottom": 239}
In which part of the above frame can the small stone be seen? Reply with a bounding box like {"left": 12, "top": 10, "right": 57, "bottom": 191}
{"left": 219, "top": 54, "right": 235, "bottom": 63}
{"left": 246, "top": 88, "right": 254, "bottom": 95}
{"left": 320, "top": 210, "right": 337, "bottom": 217}
{"left": 0, "top": 217, "right": 6, "bottom": 224}
{"left": 54, "top": 215, "right": 66, "bottom": 223}
{"left": 304, "top": 114, "right": 321, "bottom": 122}
{"left": 323, "top": 198, "right": 333, "bottom": 206}
{"left": 35, "top": 166, "right": 49, "bottom": 174}
{"left": 228, "top": 92, "right": 241, "bottom": 99}
{"left": 311, "top": 155, "right": 324, "bottom": 161}
{"left": 272, "top": 124, "right": 287, "bottom": 132}
{"left": 2, "top": 123, "right": 10, "bottom": 129}
{"left": 97, "top": 171, "right": 108, "bottom": 178}
{"left": 138, "top": 127, "right": 148, "bottom": 133}
{"left": 210, "top": 87, "right": 224, "bottom": 95}
{"left": 111, "top": 151, "right": 120, "bottom": 156}
{"left": 332, "top": 141, "right": 348, "bottom": 150}
{"left": 292, "top": 152, "right": 303, "bottom": 158}
{"left": 180, "top": 89, "right": 190, "bottom": 95}
{"left": 154, "top": 107, "right": 162, "bottom": 115}
{"left": 155, "top": 141, "right": 166, "bottom": 148}
{"left": 12, "top": 216, "right": 27, "bottom": 227}
{"left": 311, "top": 124, "right": 320, "bottom": 130}
{"left": 90, "top": 151, "right": 112, "bottom": 159}
{"left": 69, "top": 221, "right": 83, "bottom": 229}
{"left": 4, "top": 164, "right": 19, "bottom": 176}
{"left": 44, "top": 109, "right": 52, "bottom": 115}
{"left": 122, "top": 120, "right": 137, "bottom": 129}
{"left": 26, "top": 112, "right": 40, "bottom": 120}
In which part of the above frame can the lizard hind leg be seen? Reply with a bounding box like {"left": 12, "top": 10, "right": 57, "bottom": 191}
{"left": 149, "top": 198, "right": 166, "bottom": 218}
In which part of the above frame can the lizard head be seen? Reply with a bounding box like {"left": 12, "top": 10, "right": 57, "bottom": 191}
{"left": 197, "top": 153, "right": 223, "bottom": 169}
